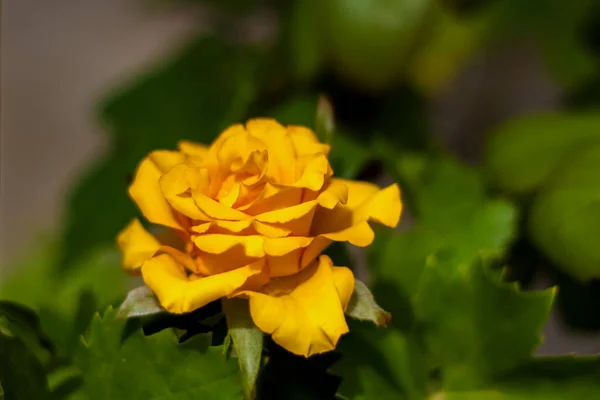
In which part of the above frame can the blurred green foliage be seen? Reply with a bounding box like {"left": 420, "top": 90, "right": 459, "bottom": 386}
{"left": 3, "top": 0, "right": 600, "bottom": 398}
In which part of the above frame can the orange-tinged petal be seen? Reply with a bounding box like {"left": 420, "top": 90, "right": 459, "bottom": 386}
{"left": 290, "top": 153, "right": 330, "bottom": 191}
{"left": 192, "top": 234, "right": 265, "bottom": 257}
{"left": 255, "top": 200, "right": 317, "bottom": 236}
{"left": 252, "top": 221, "right": 291, "bottom": 238}
{"left": 264, "top": 236, "right": 313, "bottom": 256}
{"left": 192, "top": 190, "right": 249, "bottom": 221}
{"left": 241, "top": 184, "right": 303, "bottom": 215}
{"left": 300, "top": 237, "right": 332, "bottom": 269}
{"left": 142, "top": 254, "right": 264, "bottom": 314}
{"left": 317, "top": 179, "right": 349, "bottom": 209}
{"left": 255, "top": 200, "right": 316, "bottom": 224}
{"left": 117, "top": 219, "right": 161, "bottom": 271}
{"left": 236, "top": 255, "right": 349, "bottom": 357}
{"left": 160, "top": 164, "right": 211, "bottom": 221}
{"left": 210, "top": 220, "right": 253, "bottom": 234}
{"left": 157, "top": 246, "right": 198, "bottom": 273}
{"left": 129, "top": 153, "right": 184, "bottom": 230}
{"left": 321, "top": 221, "right": 375, "bottom": 247}
{"left": 267, "top": 249, "right": 304, "bottom": 277}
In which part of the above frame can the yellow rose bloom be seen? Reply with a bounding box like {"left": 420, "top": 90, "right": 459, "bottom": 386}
{"left": 117, "top": 119, "right": 401, "bottom": 357}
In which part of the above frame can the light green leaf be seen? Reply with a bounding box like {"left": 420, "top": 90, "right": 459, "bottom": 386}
{"left": 75, "top": 307, "right": 243, "bottom": 399}
{"left": 59, "top": 35, "right": 259, "bottom": 272}
{"left": 222, "top": 298, "right": 263, "bottom": 400}
{"left": 346, "top": 280, "right": 390, "bottom": 327}
{"left": 528, "top": 142, "right": 600, "bottom": 282}
{"left": 413, "top": 257, "right": 555, "bottom": 390}
{"left": 0, "top": 240, "right": 130, "bottom": 352}
{"left": 374, "top": 156, "right": 518, "bottom": 300}
{"left": 437, "top": 356, "right": 600, "bottom": 399}
{"left": 117, "top": 286, "right": 163, "bottom": 319}
{"left": 484, "top": 112, "right": 600, "bottom": 194}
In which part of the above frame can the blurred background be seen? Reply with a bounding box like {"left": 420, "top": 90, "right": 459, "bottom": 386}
{"left": 2, "top": 0, "right": 600, "bottom": 358}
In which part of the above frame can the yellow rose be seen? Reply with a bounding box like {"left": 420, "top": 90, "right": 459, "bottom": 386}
{"left": 117, "top": 119, "right": 401, "bottom": 357}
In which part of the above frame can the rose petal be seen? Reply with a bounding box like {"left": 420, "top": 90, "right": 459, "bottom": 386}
{"left": 193, "top": 234, "right": 265, "bottom": 257}
{"left": 316, "top": 179, "right": 349, "bottom": 209}
{"left": 129, "top": 152, "right": 185, "bottom": 230}
{"left": 334, "top": 180, "right": 402, "bottom": 227}
{"left": 142, "top": 254, "right": 264, "bottom": 314}
{"left": 235, "top": 255, "right": 352, "bottom": 357}
{"left": 255, "top": 200, "right": 317, "bottom": 236}
{"left": 160, "top": 164, "right": 211, "bottom": 221}
{"left": 287, "top": 125, "right": 331, "bottom": 157}
{"left": 310, "top": 183, "right": 401, "bottom": 247}
{"left": 117, "top": 219, "right": 161, "bottom": 271}
{"left": 177, "top": 140, "right": 209, "bottom": 160}
{"left": 246, "top": 119, "right": 297, "bottom": 183}
{"left": 192, "top": 190, "right": 250, "bottom": 221}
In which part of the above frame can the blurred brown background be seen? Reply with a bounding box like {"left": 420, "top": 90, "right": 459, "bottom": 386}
{"left": 1, "top": 0, "right": 202, "bottom": 267}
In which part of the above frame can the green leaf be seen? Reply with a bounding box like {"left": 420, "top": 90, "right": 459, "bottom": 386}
{"left": 413, "top": 257, "right": 555, "bottom": 390}
{"left": 407, "top": 2, "right": 494, "bottom": 95}
{"left": 528, "top": 142, "right": 600, "bottom": 282}
{"left": 0, "top": 301, "right": 55, "bottom": 365}
{"left": 0, "top": 319, "right": 51, "bottom": 400}
{"left": 438, "top": 356, "right": 600, "bottom": 399}
{"left": 484, "top": 112, "right": 600, "bottom": 194}
{"left": 0, "top": 242, "right": 130, "bottom": 354}
{"left": 345, "top": 280, "right": 390, "bottom": 327}
{"left": 59, "top": 35, "right": 259, "bottom": 272}
{"left": 75, "top": 307, "right": 243, "bottom": 399}
{"left": 222, "top": 299, "right": 264, "bottom": 400}
{"left": 374, "top": 156, "right": 518, "bottom": 300}
{"left": 333, "top": 322, "right": 427, "bottom": 400}
{"left": 117, "top": 286, "right": 164, "bottom": 319}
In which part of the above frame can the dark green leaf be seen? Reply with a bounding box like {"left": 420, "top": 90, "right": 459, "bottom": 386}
{"left": 288, "top": 0, "right": 325, "bottom": 81}
{"left": 413, "top": 257, "right": 555, "bottom": 390}
{"left": 333, "top": 321, "right": 427, "bottom": 400}
{"left": 60, "top": 35, "right": 260, "bottom": 272}
{"left": 75, "top": 307, "right": 243, "bottom": 399}
{"left": 223, "top": 298, "right": 264, "bottom": 400}
{"left": 0, "top": 301, "right": 55, "bottom": 363}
